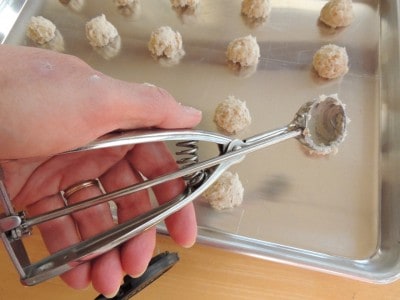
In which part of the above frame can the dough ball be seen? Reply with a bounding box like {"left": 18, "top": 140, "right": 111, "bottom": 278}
{"left": 320, "top": 0, "right": 354, "bottom": 28}
{"left": 214, "top": 96, "right": 251, "bottom": 134}
{"left": 170, "top": 0, "right": 199, "bottom": 9}
{"left": 86, "top": 14, "right": 119, "bottom": 48}
{"left": 148, "top": 26, "right": 185, "bottom": 59}
{"left": 312, "top": 44, "right": 349, "bottom": 79}
{"left": 59, "top": 0, "right": 85, "bottom": 12}
{"left": 114, "top": 0, "right": 136, "bottom": 7}
{"left": 203, "top": 171, "right": 244, "bottom": 210}
{"left": 226, "top": 35, "right": 260, "bottom": 67}
{"left": 26, "top": 16, "right": 56, "bottom": 44}
{"left": 241, "top": 0, "right": 272, "bottom": 19}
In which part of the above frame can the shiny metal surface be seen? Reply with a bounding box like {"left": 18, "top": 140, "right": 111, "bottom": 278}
{"left": 1, "top": 0, "right": 399, "bottom": 283}
{"left": 0, "top": 123, "right": 299, "bottom": 285}
{"left": 0, "top": 0, "right": 27, "bottom": 43}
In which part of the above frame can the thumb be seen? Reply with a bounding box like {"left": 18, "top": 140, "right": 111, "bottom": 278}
{"left": 101, "top": 79, "right": 202, "bottom": 131}
{"left": 0, "top": 45, "right": 202, "bottom": 159}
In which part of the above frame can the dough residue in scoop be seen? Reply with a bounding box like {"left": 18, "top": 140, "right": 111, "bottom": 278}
{"left": 297, "top": 94, "right": 349, "bottom": 156}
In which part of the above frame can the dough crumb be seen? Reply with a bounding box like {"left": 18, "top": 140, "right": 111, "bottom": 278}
{"left": 26, "top": 16, "right": 56, "bottom": 44}
{"left": 214, "top": 96, "right": 251, "bottom": 135}
{"left": 320, "top": 0, "right": 354, "bottom": 29}
{"left": 203, "top": 171, "right": 244, "bottom": 210}
{"left": 241, "top": 0, "right": 272, "bottom": 19}
{"left": 312, "top": 44, "right": 349, "bottom": 79}
{"left": 170, "top": 0, "right": 199, "bottom": 9}
{"left": 226, "top": 35, "right": 260, "bottom": 67}
{"left": 86, "top": 14, "right": 119, "bottom": 48}
{"left": 148, "top": 26, "right": 185, "bottom": 59}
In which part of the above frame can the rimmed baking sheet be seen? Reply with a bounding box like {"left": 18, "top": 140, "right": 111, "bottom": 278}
{"left": 2, "top": 0, "right": 400, "bottom": 283}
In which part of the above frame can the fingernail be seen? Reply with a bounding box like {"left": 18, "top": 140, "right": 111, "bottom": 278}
{"left": 128, "top": 269, "right": 146, "bottom": 279}
{"left": 182, "top": 240, "right": 196, "bottom": 248}
{"left": 103, "top": 289, "right": 119, "bottom": 299}
{"left": 181, "top": 105, "right": 202, "bottom": 116}
{"left": 142, "top": 82, "right": 156, "bottom": 87}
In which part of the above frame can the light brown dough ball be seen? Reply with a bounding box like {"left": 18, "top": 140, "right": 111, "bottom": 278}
{"left": 226, "top": 35, "right": 260, "bottom": 67}
{"left": 241, "top": 0, "right": 272, "bottom": 19}
{"left": 148, "top": 26, "right": 185, "bottom": 59}
{"left": 26, "top": 16, "right": 56, "bottom": 44}
{"left": 114, "top": 0, "right": 136, "bottom": 7}
{"left": 312, "top": 44, "right": 349, "bottom": 79}
{"left": 170, "top": 0, "right": 199, "bottom": 9}
{"left": 214, "top": 96, "right": 251, "bottom": 135}
{"left": 320, "top": 0, "right": 354, "bottom": 28}
{"left": 86, "top": 14, "right": 119, "bottom": 48}
{"left": 203, "top": 171, "right": 244, "bottom": 210}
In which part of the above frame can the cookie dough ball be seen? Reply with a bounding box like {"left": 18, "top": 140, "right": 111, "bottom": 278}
{"left": 214, "top": 96, "right": 251, "bottom": 134}
{"left": 241, "top": 0, "right": 272, "bottom": 19}
{"left": 203, "top": 171, "right": 244, "bottom": 210}
{"left": 226, "top": 35, "right": 260, "bottom": 67}
{"left": 114, "top": 0, "right": 136, "bottom": 6}
{"left": 26, "top": 16, "right": 56, "bottom": 44}
{"left": 86, "top": 14, "right": 119, "bottom": 48}
{"left": 148, "top": 26, "right": 185, "bottom": 59}
{"left": 320, "top": 0, "right": 354, "bottom": 28}
{"left": 170, "top": 0, "right": 199, "bottom": 9}
{"left": 312, "top": 44, "right": 349, "bottom": 79}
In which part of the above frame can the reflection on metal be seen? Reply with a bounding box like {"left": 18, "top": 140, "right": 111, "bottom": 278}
{"left": 0, "top": 0, "right": 27, "bottom": 44}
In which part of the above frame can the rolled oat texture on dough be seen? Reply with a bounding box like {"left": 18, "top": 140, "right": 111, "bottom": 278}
{"left": 85, "top": 14, "right": 119, "bottom": 48}
{"left": 170, "top": 0, "right": 200, "bottom": 8}
{"left": 214, "top": 95, "right": 252, "bottom": 135}
{"left": 226, "top": 35, "right": 260, "bottom": 67}
{"left": 320, "top": 0, "right": 354, "bottom": 28}
{"left": 113, "top": 0, "right": 136, "bottom": 7}
{"left": 203, "top": 171, "right": 244, "bottom": 210}
{"left": 148, "top": 26, "right": 185, "bottom": 59}
{"left": 312, "top": 44, "right": 349, "bottom": 79}
{"left": 26, "top": 16, "right": 56, "bottom": 44}
{"left": 241, "top": 0, "right": 272, "bottom": 19}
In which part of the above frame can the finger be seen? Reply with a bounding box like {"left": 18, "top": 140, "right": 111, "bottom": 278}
{"left": 100, "top": 159, "right": 156, "bottom": 278}
{"left": 103, "top": 81, "right": 202, "bottom": 130}
{"left": 13, "top": 148, "right": 130, "bottom": 292}
{"left": 64, "top": 180, "right": 124, "bottom": 296}
{"left": 126, "top": 142, "right": 197, "bottom": 248}
{"left": 13, "top": 147, "right": 130, "bottom": 208}
{"left": 27, "top": 194, "right": 91, "bottom": 290}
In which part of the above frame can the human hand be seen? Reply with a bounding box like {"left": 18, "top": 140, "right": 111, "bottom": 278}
{"left": 0, "top": 45, "right": 201, "bottom": 297}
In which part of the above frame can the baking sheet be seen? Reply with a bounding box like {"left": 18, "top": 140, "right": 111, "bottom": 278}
{"left": 2, "top": 0, "right": 400, "bottom": 283}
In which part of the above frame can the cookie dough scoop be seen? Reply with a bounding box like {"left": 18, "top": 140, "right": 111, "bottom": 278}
{"left": 0, "top": 94, "right": 348, "bottom": 286}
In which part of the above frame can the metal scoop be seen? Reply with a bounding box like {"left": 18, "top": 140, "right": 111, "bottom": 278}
{"left": 0, "top": 94, "right": 348, "bottom": 285}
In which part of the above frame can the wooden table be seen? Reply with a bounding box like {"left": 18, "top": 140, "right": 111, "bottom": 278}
{"left": 1, "top": 234, "right": 400, "bottom": 300}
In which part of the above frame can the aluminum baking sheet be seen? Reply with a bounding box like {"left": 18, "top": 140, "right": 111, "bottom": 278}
{"left": 2, "top": 0, "right": 400, "bottom": 283}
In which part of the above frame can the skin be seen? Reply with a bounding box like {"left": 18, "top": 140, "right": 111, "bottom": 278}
{"left": 0, "top": 45, "right": 201, "bottom": 297}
